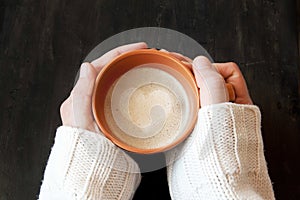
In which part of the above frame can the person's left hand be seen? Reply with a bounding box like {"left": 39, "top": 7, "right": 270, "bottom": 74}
{"left": 60, "top": 42, "right": 148, "bottom": 133}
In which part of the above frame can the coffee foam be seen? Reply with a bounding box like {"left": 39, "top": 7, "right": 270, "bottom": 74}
{"left": 104, "top": 64, "right": 191, "bottom": 149}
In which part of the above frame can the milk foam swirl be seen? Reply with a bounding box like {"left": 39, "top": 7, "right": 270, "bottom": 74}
{"left": 104, "top": 64, "right": 190, "bottom": 148}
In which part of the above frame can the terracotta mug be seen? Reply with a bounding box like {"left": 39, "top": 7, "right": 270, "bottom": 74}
{"left": 92, "top": 49, "right": 235, "bottom": 154}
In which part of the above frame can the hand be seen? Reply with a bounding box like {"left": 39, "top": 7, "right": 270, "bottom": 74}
{"left": 192, "top": 56, "right": 253, "bottom": 106}
{"left": 167, "top": 56, "right": 273, "bottom": 200}
{"left": 212, "top": 61, "right": 253, "bottom": 105}
{"left": 160, "top": 50, "right": 252, "bottom": 106}
{"left": 60, "top": 42, "right": 148, "bottom": 132}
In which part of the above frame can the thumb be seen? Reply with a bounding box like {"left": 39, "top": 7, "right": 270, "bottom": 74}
{"left": 73, "top": 62, "right": 97, "bottom": 96}
{"left": 192, "top": 56, "right": 229, "bottom": 107}
{"left": 71, "top": 63, "right": 97, "bottom": 129}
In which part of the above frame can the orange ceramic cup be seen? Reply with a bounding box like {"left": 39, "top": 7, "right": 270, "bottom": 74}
{"left": 92, "top": 49, "right": 234, "bottom": 154}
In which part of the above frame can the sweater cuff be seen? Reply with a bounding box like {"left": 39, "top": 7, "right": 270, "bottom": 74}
{"left": 167, "top": 103, "right": 274, "bottom": 200}
{"left": 39, "top": 126, "right": 141, "bottom": 200}
{"left": 197, "top": 102, "right": 274, "bottom": 199}
{"left": 198, "top": 102, "right": 263, "bottom": 173}
{"left": 199, "top": 102, "right": 260, "bottom": 115}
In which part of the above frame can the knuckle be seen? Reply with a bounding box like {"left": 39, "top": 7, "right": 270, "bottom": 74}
{"left": 115, "top": 48, "right": 123, "bottom": 56}
{"left": 228, "top": 62, "right": 243, "bottom": 78}
{"left": 228, "top": 62, "right": 239, "bottom": 69}
{"left": 60, "top": 99, "right": 69, "bottom": 116}
{"left": 71, "top": 88, "right": 81, "bottom": 98}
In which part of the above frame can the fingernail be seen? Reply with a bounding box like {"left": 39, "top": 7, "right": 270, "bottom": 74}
{"left": 193, "top": 56, "right": 212, "bottom": 69}
{"left": 160, "top": 49, "right": 169, "bottom": 52}
{"left": 181, "top": 60, "right": 192, "bottom": 65}
{"left": 80, "top": 63, "right": 89, "bottom": 78}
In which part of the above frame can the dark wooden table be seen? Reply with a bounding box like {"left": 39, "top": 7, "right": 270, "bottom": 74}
{"left": 0, "top": 0, "right": 299, "bottom": 199}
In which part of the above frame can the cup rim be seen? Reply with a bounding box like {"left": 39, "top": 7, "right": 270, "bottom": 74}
{"left": 92, "top": 49, "right": 199, "bottom": 154}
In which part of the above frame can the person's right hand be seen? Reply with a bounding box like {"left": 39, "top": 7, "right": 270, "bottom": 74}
{"left": 160, "top": 50, "right": 252, "bottom": 106}
{"left": 192, "top": 56, "right": 253, "bottom": 106}
{"left": 212, "top": 61, "right": 253, "bottom": 105}
{"left": 167, "top": 56, "right": 274, "bottom": 200}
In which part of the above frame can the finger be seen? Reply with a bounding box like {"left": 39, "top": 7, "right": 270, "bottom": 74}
{"left": 159, "top": 49, "right": 193, "bottom": 69}
{"left": 73, "top": 63, "right": 97, "bottom": 96}
{"left": 213, "top": 62, "right": 253, "bottom": 104}
{"left": 60, "top": 96, "right": 73, "bottom": 126}
{"left": 91, "top": 42, "right": 148, "bottom": 72}
{"left": 192, "top": 56, "right": 229, "bottom": 107}
{"left": 169, "top": 52, "right": 193, "bottom": 63}
{"left": 169, "top": 52, "right": 193, "bottom": 69}
{"left": 71, "top": 63, "right": 97, "bottom": 129}
{"left": 159, "top": 49, "right": 169, "bottom": 53}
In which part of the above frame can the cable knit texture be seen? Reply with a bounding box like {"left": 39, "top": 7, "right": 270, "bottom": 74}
{"left": 167, "top": 103, "right": 275, "bottom": 200}
{"left": 39, "top": 126, "right": 141, "bottom": 200}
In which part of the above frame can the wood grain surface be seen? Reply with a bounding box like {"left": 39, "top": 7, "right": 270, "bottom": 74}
{"left": 0, "top": 0, "right": 299, "bottom": 199}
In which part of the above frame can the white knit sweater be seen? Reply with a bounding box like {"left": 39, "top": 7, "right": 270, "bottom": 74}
{"left": 39, "top": 127, "right": 141, "bottom": 200}
{"left": 39, "top": 103, "right": 275, "bottom": 199}
{"left": 167, "top": 103, "right": 275, "bottom": 200}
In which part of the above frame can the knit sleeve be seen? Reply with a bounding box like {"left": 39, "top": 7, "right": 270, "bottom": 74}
{"left": 39, "top": 126, "right": 141, "bottom": 200}
{"left": 167, "top": 103, "right": 275, "bottom": 200}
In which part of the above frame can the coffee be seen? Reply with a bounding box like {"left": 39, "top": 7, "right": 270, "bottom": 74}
{"left": 104, "top": 64, "right": 191, "bottom": 150}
